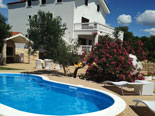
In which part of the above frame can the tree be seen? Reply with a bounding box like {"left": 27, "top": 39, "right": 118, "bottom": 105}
{"left": 114, "top": 26, "right": 148, "bottom": 61}
{"left": 0, "top": 13, "right": 12, "bottom": 65}
{"left": 115, "top": 26, "right": 134, "bottom": 42}
{"left": 27, "top": 10, "right": 79, "bottom": 75}
{"left": 145, "top": 36, "right": 155, "bottom": 62}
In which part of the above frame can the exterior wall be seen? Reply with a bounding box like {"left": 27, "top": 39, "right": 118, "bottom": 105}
{"left": 8, "top": 0, "right": 119, "bottom": 47}
{"left": 74, "top": 0, "right": 106, "bottom": 24}
{"left": 142, "top": 62, "right": 155, "bottom": 74}
{"left": 8, "top": 0, "right": 75, "bottom": 42}
{"left": 15, "top": 48, "right": 39, "bottom": 63}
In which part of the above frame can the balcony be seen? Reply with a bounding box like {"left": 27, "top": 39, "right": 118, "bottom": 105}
{"left": 74, "top": 22, "right": 115, "bottom": 35}
{"left": 74, "top": 22, "right": 124, "bottom": 40}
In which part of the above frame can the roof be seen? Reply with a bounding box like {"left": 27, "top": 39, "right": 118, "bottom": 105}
{"left": 11, "top": 32, "right": 21, "bottom": 36}
{"left": 8, "top": 0, "right": 26, "bottom": 5}
{"left": 5, "top": 32, "right": 32, "bottom": 44}
{"left": 99, "top": 0, "right": 110, "bottom": 14}
{"left": 7, "top": 0, "right": 110, "bottom": 14}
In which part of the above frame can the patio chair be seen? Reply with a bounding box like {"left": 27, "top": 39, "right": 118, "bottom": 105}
{"left": 55, "top": 63, "right": 61, "bottom": 70}
{"left": 133, "top": 99, "right": 155, "bottom": 113}
{"left": 44, "top": 59, "right": 52, "bottom": 70}
{"left": 35, "top": 59, "right": 43, "bottom": 69}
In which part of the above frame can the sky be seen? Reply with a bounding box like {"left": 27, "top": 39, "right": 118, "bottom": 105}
{"left": 0, "top": 0, "right": 155, "bottom": 37}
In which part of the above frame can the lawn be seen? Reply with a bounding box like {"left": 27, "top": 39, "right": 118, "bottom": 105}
{"left": 0, "top": 67, "right": 23, "bottom": 70}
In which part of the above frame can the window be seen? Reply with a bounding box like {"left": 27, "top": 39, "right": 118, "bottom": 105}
{"left": 78, "top": 38, "right": 86, "bottom": 45}
{"left": 97, "top": 5, "right": 100, "bottom": 12}
{"left": 81, "top": 17, "right": 89, "bottom": 23}
{"left": 29, "top": 15, "right": 31, "bottom": 19}
{"left": 89, "top": 40, "right": 92, "bottom": 45}
{"left": 28, "top": 0, "right": 31, "bottom": 6}
{"left": 85, "top": 0, "right": 88, "bottom": 6}
{"left": 57, "top": 0, "right": 62, "bottom": 2}
{"left": 81, "top": 17, "right": 89, "bottom": 29}
{"left": 57, "top": 0, "right": 62, "bottom": 3}
{"left": 42, "top": 0, "right": 46, "bottom": 4}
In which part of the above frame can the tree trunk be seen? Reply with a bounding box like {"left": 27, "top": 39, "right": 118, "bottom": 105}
{"left": 62, "top": 64, "right": 66, "bottom": 76}
{"left": 28, "top": 46, "right": 31, "bottom": 64}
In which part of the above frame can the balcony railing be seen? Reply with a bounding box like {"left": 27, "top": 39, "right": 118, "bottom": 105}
{"left": 74, "top": 22, "right": 114, "bottom": 32}
{"left": 74, "top": 22, "right": 124, "bottom": 40}
{"left": 77, "top": 45, "right": 92, "bottom": 55}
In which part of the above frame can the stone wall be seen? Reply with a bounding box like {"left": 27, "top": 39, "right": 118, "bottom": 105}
{"left": 15, "top": 48, "right": 39, "bottom": 63}
{"left": 142, "top": 62, "right": 155, "bottom": 74}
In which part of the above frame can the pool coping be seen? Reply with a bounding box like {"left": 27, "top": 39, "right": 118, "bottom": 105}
{"left": 0, "top": 73, "right": 126, "bottom": 116}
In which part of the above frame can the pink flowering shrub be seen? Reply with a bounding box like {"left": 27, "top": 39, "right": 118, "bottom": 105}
{"left": 123, "top": 40, "right": 148, "bottom": 61}
{"left": 85, "top": 36, "right": 144, "bottom": 82}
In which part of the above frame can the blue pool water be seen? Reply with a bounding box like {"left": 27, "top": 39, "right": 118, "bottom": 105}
{"left": 0, "top": 74, "right": 114, "bottom": 115}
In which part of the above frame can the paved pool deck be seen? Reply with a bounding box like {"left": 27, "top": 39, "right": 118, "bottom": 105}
{"left": 0, "top": 63, "right": 155, "bottom": 116}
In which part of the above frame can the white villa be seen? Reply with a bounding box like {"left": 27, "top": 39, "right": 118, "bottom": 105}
{"left": 8, "top": 0, "right": 123, "bottom": 55}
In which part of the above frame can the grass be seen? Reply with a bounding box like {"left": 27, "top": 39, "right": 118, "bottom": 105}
{"left": 0, "top": 67, "right": 23, "bottom": 70}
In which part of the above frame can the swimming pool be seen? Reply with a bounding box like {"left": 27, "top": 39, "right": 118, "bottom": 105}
{"left": 0, "top": 73, "right": 126, "bottom": 116}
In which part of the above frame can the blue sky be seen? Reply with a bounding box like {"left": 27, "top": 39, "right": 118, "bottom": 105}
{"left": 0, "top": 0, "right": 155, "bottom": 37}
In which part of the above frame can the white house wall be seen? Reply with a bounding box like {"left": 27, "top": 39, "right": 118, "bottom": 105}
{"left": 8, "top": 0, "right": 75, "bottom": 43}
{"left": 74, "top": 0, "right": 106, "bottom": 24}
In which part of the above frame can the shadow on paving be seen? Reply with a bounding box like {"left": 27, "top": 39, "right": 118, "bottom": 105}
{"left": 102, "top": 86, "right": 139, "bottom": 96}
{"left": 130, "top": 105, "right": 155, "bottom": 116}
{"left": 21, "top": 70, "right": 74, "bottom": 77}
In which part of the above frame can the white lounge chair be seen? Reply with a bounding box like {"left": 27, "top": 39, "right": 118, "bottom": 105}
{"left": 103, "top": 80, "right": 153, "bottom": 95}
{"left": 35, "top": 59, "right": 43, "bottom": 69}
{"left": 103, "top": 81, "right": 128, "bottom": 95}
{"left": 131, "top": 80, "right": 154, "bottom": 96}
{"left": 133, "top": 99, "right": 155, "bottom": 113}
{"left": 44, "top": 59, "right": 52, "bottom": 70}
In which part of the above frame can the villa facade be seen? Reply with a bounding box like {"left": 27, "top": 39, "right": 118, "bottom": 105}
{"left": 8, "top": 0, "right": 123, "bottom": 54}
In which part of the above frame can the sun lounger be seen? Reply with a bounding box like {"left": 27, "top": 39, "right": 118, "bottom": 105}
{"left": 133, "top": 99, "right": 155, "bottom": 113}
{"left": 131, "top": 80, "right": 154, "bottom": 96}
{"left": 103, "top": 80, "right": 154, "bottom": 95}
{"left": 103, "top": 81, "right": 128, "bottom": 95}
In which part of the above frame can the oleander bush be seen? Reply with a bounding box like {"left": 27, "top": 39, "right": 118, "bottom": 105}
{"left": 85, "top": 36, "right": 145, "bottom": 82}
{"left": 123, "top": 40, "right": 148, "bottom": 61}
